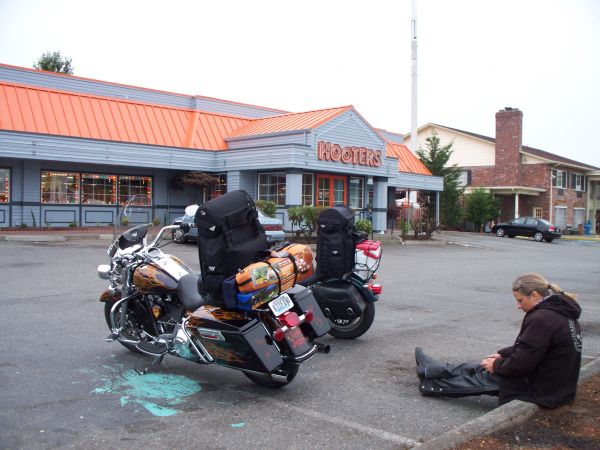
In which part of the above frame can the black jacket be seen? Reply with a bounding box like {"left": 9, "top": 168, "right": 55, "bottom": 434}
{"left": 493, "top": 294, "right": 582, "bottom": 408}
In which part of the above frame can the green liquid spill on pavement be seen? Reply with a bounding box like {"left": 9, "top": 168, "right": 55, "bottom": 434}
{"left": 90, "top": 368, "right": 201, "bottom": 417}
{"left": 230, "top": 423, "right": 245, "bottom": 428}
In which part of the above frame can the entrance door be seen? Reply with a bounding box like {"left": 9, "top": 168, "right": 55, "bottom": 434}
{"left": 317, "top": 175, "right": 346, "bottom": 207}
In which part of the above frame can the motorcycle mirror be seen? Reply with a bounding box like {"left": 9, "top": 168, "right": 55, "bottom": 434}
{"left": 185, "top": 204, "right": 199, "bottom": 217}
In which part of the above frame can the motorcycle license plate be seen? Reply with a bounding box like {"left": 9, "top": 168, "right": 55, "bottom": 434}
{"left": 268, "top": 293, "right": 294, "bottom": 316}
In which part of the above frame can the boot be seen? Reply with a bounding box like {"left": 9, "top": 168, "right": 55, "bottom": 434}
{"left": 415, "top": 347, "right": 458, "bottom": 380}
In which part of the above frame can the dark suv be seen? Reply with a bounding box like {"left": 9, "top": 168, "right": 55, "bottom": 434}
{"left": 492, "top": 217, "right": 562, "bottom": 243}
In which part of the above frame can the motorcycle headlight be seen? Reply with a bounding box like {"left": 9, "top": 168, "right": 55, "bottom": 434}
{"left": 97, "top": 264, "right": 111, "bottom": 280}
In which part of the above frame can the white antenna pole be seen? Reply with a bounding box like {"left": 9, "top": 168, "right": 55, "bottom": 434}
{"left": 410, "top": 0, "right": 418, "bottom": 156}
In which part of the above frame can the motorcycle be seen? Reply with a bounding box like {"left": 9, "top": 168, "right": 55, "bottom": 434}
{"left": 97, "top": 198, "right": 330, "bottom": 388}
{"left": 302, "top": 237, "right": 382, "bottom": 339}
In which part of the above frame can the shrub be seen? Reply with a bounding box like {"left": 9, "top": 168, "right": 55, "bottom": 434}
{"left": 19, "top": 223, "right": 28, "bottom": 228}
{"left": 256, "top": 200, "right": 277, "bottom": 218}
{"left": 68, "top": 222, "right": 77, "bottom": 227}
{"left": 121, "top": 217, "right": 129, "bottom": 226}
{"left": 355, "top": 219, "right": 373, "bottom": 235}
{"left": 152, "top": 217, "right": 161, "bottom": 226}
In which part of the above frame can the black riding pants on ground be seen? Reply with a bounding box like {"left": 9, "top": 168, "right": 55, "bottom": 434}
{"left": 418, "top": 360, "right": 501, "bottom": 398}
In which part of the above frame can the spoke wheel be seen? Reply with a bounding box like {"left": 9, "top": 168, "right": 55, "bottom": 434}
{"left": 495, "top": 228, "right": 505, "bottom": 237}
{"left": 104, "top": 301, "right": 161, "bottom": 354}
{"left": 534, "top": 231, "right": 544, "bottom": 242}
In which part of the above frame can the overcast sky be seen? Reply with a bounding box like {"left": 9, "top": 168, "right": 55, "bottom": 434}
{"left": 1, "top": 0, "right": 599, "bottom": 167}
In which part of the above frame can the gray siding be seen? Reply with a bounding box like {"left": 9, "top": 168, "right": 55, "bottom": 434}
{"left": 0, "top": 131, "right": 217, "bottom": 171}
{"left": 0, "top": 65, "right": 285, "bottom": 118}
{"left": 227, "top": 131, "right": 309, "bottom": 149}
{"left": 378, "top": 129, "right": 405, "bottom": 143}
{"left": 313, "top": 110, "right": 385, "bottom": 151}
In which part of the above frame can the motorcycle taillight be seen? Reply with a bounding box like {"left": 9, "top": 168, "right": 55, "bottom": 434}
{"left": 368, "top": 284, "right": 382, "bottom": 295}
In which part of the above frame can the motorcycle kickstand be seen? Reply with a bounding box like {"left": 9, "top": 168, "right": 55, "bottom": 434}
{"left": 135, "top": 351, "right": 167, "bottom": 375}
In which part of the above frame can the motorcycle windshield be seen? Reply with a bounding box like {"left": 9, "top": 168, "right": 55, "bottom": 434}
{"left": 111, "top": 195, "right": 152, "bottom": 253}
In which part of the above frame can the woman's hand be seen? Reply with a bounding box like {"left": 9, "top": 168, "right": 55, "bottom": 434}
{"left": 480, "top": 355, "right": 500, "bottom": 373}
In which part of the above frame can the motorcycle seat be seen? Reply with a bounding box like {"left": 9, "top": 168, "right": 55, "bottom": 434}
{"left": 177, "top": 273, "right": 209, "bottom": 311}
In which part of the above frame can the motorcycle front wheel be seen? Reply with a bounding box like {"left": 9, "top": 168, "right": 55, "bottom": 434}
{"left": 104, "top": 301, "right": 162, "bottom": 355}
{"left": 328, "top": 301, "right": 375, "bottom": 339}
{"left": 243, "top": 364, "right": 299, "bottom": 388}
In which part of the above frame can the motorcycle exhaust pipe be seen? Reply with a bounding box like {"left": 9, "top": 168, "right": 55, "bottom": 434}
{"left": 315, "top": 343, "right": 331, "bottom": 354}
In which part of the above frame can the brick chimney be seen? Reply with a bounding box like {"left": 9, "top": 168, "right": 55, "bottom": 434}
{"left": 495, "top": 107, "right": 523, "bottom": 186}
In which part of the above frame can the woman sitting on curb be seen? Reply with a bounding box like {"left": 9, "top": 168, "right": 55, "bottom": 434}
{"left": 416, "top": 273, "right": 583, "bottom": 408}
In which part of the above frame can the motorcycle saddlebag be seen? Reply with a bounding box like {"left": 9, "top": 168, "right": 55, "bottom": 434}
{"left": 286, "top": 284, "right": 331, "bottom": 338}
{"left": 316, "top": 206, "right": 356, "bottom": 280}
{"left": 310, "top": 279, "right": 366, "bottom": 323}
{"left": 195, "top": 190, "right": 268, "bottom": 297}
{"left": 186, "top": 305, "right": 283, "bottom": 373}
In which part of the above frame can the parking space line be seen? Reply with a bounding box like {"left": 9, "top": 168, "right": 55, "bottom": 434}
{"left": 261, "top": 396, "right": 420, "bottom": 447}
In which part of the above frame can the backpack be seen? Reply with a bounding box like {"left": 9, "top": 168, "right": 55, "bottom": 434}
{"left": 194, "top": 190, "right": 268, "bottom": 298}
{"left": 316, "top": 206, "right": 364, "bottom": 279}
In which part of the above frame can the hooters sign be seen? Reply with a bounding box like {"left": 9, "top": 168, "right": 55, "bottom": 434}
{"left": 317, "top": 141, "right": 382, "bottom": 167}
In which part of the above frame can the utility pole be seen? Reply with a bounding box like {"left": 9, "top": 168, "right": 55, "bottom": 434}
{"left": 410, "top": 0, "right": 418, "bottom": 158}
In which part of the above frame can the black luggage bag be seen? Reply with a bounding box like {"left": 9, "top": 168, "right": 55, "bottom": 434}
{"left": 316, "top": 206, "right": 359, "bottom": 279}
{"left": 194, "top": 190, "right": 268, "bottom": 299}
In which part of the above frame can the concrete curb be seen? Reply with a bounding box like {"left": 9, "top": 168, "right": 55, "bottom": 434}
{"left": 413, "top": 357, "right": 600, "bottom": 449}
{"left": 4, "top": 235, "right": 67, "bottom": 242}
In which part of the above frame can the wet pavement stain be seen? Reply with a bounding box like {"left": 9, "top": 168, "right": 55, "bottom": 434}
{"left": 89, "top": 366, "right": 201, "bottom": 417}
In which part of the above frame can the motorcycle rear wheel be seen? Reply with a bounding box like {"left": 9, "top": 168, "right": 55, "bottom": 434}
{"left": 243, "top": 364, "right": 299, "bottom": 388}
{"left": 104, "top": 301, "right": 161, "bottom": 355}
{"left": 328, "top": 301, "right": 375, "bottom": 339}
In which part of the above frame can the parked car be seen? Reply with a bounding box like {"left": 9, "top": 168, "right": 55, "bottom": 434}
{"left": 492, "top": 217, "right": 562, "bottom": 242}
{"left": 171, "top": 208, "right": 285, "bottom": 244}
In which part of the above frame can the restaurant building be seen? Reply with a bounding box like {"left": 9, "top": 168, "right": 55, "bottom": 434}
{"left": 0, "top": 63, "right": 442, "bottom": 231}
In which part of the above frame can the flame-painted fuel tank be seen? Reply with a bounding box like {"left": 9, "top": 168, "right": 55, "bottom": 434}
{"left": 132, "top": 253, "right": 193, "bottom": 294}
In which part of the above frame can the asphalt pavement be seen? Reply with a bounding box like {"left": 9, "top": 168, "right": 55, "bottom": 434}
{"left": 0, "top": 233, "right": 598, "bottom": 449}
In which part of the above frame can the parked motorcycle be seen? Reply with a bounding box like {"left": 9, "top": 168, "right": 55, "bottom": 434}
{"left": 303, "top": 206, "right": 383, "bottom": 339}
{"left": 97, "top": 198, "right": 330, "bottom": 388}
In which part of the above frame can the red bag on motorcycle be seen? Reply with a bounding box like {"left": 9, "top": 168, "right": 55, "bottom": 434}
{"left": 235, "top": 243, "right": 314, "bottom": 295}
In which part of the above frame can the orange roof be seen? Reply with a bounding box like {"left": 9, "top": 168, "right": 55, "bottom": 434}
{"left": 0, "top": 81, "right": 250, "bottom": 150}
{"left": 386, "top": 142, "right": 431, "bottom": 175}
{"left": 227, "top": 106, "right": 352, "bottom": 138}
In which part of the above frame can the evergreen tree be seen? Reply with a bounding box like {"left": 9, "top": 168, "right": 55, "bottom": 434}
{"left": 417, "top": 131, "right": 464, "bottom": 227}
{"left": 465, "top": 188, "right": 501, "bottom": 232}
{"left": 33, "top": 51, "right": 73, "bottom": 74}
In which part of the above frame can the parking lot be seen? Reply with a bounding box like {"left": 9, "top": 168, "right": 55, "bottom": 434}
{"left": 1, "top": 234, "right": 598, "bottom": 449}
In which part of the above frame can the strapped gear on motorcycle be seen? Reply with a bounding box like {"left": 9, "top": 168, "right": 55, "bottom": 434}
{"left": 194, "top": 190, "right": 268, "bottom": 300}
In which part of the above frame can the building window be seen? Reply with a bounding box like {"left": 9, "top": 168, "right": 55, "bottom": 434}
{"left": 533, "top": 207, "right": 543, "bottom": 219}
{"left": 302, "top": 174, "right": 314, "bottom": 206}
{"left": 571, "top": 173, "right": 586, "bottom": 192}
{"left": 552, "top": 169, "right": 567, "bottom": 188}
{"left": 209, "top": 173, "right": 227, "bottom": 200}
{"left": 118, "top": 176, "right": 152, "bottom": 206}
{"left": 258, "top": 172, "right": 286, "bottom": 206}
{"left": 574, "top": 208, "right": 585, "bottom": 228}
{"left": 553, "top": 206, "right": 567, "bottom": 229}
{"left": 458, "top": 170, "right": 472, "bottom": 187}
{"left": 0, "top": 168, "right": 9, "bottom": 203}
{"left": 349, "top": 176, "right": 364, "bottom": 209}
{"left": 81, "top": 174, "right": 117, "bottom": 205}
{"left": 41, "top": 171, "right": 80, "bottom": 204}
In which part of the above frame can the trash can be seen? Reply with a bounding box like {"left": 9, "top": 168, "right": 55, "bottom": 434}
{"left": 584, "top": 220, "right": 592, "bottom": 235}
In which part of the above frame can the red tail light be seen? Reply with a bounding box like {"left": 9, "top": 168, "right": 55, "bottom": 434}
{"left": 368, "top": 284, "right": 382, "bottom": 295}
{"left": 279, "top": 311, "right": 300, "bottom": 328}
{"left": 549, "top": 226, "right": 555, "bottom": 232}
{"left": 304, "top": 310, "right": 314, "bottom": 323}
{"left": 262, "top": 224, "right": 283, "bottom": 231}
{"left": 273, "top": 328, "right": 285, "bottom": 342}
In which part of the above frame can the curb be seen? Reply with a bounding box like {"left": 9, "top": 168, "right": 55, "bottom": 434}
{"left": 413, "top": 357, "right": 600, "bottom": 449}
{"left": 4, "top": 235, "right": 67, "bottom": 242}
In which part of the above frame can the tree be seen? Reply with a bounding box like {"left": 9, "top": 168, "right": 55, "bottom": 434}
{"left": 465, "top": 188, "right": 501, "bottom": 232}
{"left": 417, "top": 131, "right": 464, "bottom": 227}
{"left": 33, "top": 51, "right": 73, "bottom": 74}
